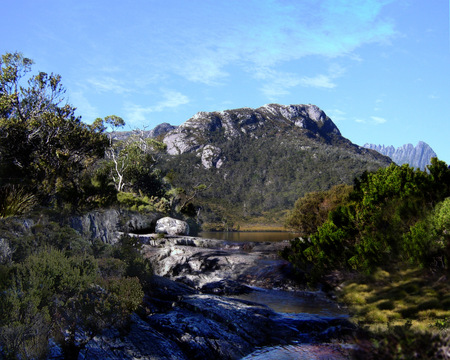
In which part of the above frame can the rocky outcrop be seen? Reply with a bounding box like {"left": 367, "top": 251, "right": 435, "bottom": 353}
{"left": 69, "top": 209, "right": 162, "bottom": 244}
{"left": 45, "top": 235, "right": 355, "bottom": 359}
{"left": 155, "top": 217, "right": 190, "bottom": 236}
{"left": 80, "top": 275, "right": 354, "bottom": 360}
{"left": 138, "top": 236, "right": 299, "bottom": 290}
{"left": 113, "top": 122, "right": 177, "bottom": 141}
{"left": 364, "top": 141, "right": 437, "bottom": 170}
{"left": 163, "top": 104, "right": 341, "bottom": 157}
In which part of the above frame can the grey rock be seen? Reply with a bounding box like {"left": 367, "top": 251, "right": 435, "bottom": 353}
{"left": 80, "top": 313, "right": 188, "bottom": 360}
{"left": 201, "top": 144, "right": 223, "bottom": 169}
{"left": 69, "top": 209, "right": 161, "bottom": 244}
{"left": 112, "top": 122, "right": 177, "bottom": 141}
{"left": 143, "top": 237, "right": 299, "bottom": 290}
{"left": 155, "top": 217, "right": 190, "bottom": 236}
{"left": 364, "top": 141, "right": 437, "bottom": 170}
{"left": 163, "top": 104, "right": 341, "bottom": 156}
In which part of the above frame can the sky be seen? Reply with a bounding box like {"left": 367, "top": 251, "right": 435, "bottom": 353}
{"left": 2, "top": 0, "right": 449, "bottom": 163}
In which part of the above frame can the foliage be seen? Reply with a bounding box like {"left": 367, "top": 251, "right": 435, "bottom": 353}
{"left": 403, "top": 196, "right": 450, "bottom": 270}
{"left": 0, "top": 185, "right": 37, "bottom": 218}
{"left": 284, "top": 184, "right": 353, "bottom": 237}
{"left": 342, "top": 267, "right": 450, "bottom": 359}
{"left": 284, "top": 160, "right": 450, "bottom": 278}
{"left": 352, "top": 322, "right": 446, "bottom": 360}
{"left": 117, "top": 191, "right": 169, "bottom": 213}
{"left": 96, "top": 116, "right": 167, "bottom": 195}
{"left": 113, "top": 234, "right": 153, "bottom": 289}
{"left": 0, "top": 217, "right": 148, "bottom": 359}
{"left": 0, "top": 52, "right": 108, "bottom": 210}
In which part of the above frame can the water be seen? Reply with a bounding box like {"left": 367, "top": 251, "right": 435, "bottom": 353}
{"left": 241, "top": 344, "right": 352, "bottom": 360}
{"left": 199, "top": 231, "right": 352, "bottom": 359}
{"left": 199, "top": 231, "right": 299, "bottom": 242}
{"left": 233, "top": 288, "right": 347, "bottom": 317}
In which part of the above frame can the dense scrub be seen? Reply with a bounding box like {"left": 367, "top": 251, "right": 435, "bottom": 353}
{"left": 0, "top": 215, "right": 151, "bottom": 359}
{"left": 283, "top": 159, "right": 450, "bottom": 278}
{"left": 283, "top": 159, "right": 450, "bottom": 358}
{"left": 0, "top": 52, "right": 194, "bottom": 359}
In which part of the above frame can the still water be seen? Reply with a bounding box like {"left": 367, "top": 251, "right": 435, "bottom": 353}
{"left": 232, "top": 288, "right": 347, "bottom": 317}
{"left": 199, "top": 231, "right": 299, "bottom": 242}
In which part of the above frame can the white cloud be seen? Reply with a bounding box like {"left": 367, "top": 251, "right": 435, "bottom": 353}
{"left": 371, "top": 116, "right": 387, "bottom": 124}
{"left": 87, "top": 77, "right": 131, "bottom": 94}
{"left": 124, "top": 90, "right": 190, "bottom": 126}
{"left": 69, "top": 90, "right": 99, "bottom": 122}
{"left": 258, "top": 63, "right": 345, "bottom": 99}
{"left": 300, "top": 74, "right": 337, "bottom": 89}
{"left": 120, "top": 0, "right": 396, "bottom": 87}
{"left": 152, "top": 90, "right": 190, "bottom": 112}
{"left": 327, "top": 109, "right": 347, "bottom": 123}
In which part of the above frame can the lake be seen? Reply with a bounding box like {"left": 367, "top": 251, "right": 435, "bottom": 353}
{"left": 199, "top": 231, "right": 300, "bottom": 242}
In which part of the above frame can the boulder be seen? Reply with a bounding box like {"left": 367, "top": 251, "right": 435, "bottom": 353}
{"left": 155, "top": 217, "right": 190, "bottom": 236}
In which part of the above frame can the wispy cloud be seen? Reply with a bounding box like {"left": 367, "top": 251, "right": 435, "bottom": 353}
{"left": 300, "top": 74, "right": 337, "bottom": 89}
{"left": 327, "top": 109, "right": 347, "bottom": 123}
{"left": 87, "top": 77, "right": 131, "bottom": 94}
{"left": 125, "top": 90, "right": 190, "bottom": 126}
{"left": 116, "top": 0, "right": 396, "bottom": 90}
{"left": 259, "top": 64, "right": 345, "bottom": 99}
{"left": 371, "top": 116, "right": 387, "bottom": 124}
{"left": 69, "top": 91, "right": 99, "bottom": 122}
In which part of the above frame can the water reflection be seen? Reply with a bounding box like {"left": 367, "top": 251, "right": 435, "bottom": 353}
{"left": 232, "top": 288, "right": 347, "bottom": 317}
{"left": 241, "top": 344, "right": 352, "bottom": 360}
{"left": 199, "top": 231, "right": 299, "bottom": 242}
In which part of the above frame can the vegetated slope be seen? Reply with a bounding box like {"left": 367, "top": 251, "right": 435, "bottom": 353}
{"left": 157, "top": 104, "right": 392, "bottom": 226}
{"left": 364, "top": 141, "right": 437, "bottom": 171}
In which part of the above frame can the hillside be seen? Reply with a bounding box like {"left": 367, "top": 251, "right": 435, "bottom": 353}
{"left": 363, "top": 141, "right": 437, "bottom": 170}
{"left": 153, "top": 104, "right": 392, "bottom": 228}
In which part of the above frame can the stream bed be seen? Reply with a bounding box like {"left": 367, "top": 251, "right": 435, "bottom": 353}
{"left": 197, "top": 233, "right": 353, "bottom": 359}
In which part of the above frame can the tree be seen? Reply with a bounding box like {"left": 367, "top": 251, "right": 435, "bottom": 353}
{"left": 95, "top": 116, "right": 167, "bottom": 195}
{"left": 0, "top": 52, "right": 108, "bottom": 209}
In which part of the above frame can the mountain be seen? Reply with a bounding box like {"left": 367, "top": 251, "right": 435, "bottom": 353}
{"left": 363, "top": 142, "right": 437, "bottom": 170}
{"left": 155, "top": 104, "right": 391, "bottom": 228}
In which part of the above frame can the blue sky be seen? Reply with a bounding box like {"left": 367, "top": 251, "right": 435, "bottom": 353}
{"left": 2, "top": 0, "right": 449, "bottom": 163}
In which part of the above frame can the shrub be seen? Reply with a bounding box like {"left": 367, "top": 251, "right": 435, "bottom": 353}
{"left": 0, "top": 185, "right": 37, "bottom": 218}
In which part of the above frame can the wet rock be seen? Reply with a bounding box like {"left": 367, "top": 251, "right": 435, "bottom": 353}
{"left": 80, "top": 314, "right": 188, "bottom": 360}
{"left": 143, "top": 237, "right": 300, "bottom": 290}
{"left": 200, "top": 279, "right": 252, "bottom": 295}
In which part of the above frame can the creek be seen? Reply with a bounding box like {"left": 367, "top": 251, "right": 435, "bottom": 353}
{"left": 199, "top": 231, "right": 299, "bottom": 242}
{"left": 194, "top": 232, "right": 353, "bottom": 360}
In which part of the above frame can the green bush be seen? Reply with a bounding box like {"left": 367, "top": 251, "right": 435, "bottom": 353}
{"left": 284, "top": 160, "right": 450, "bottom": 279}
{"left": 0, "top": 185, "right": 37, "bottom": 218}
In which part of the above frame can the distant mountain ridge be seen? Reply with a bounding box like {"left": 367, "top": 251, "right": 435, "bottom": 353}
{"left": 152, "top": 104, "right": 392, "bottom": 226}
{"left": 363, "top": 142, "right": 437, "bottom": 170}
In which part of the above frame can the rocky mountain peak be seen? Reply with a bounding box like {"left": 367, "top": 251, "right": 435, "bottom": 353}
{"left": 163, "top": 104, "right": 341, "bottom": 156}
{"left": 363, "top": 141, "right": 437, "bottom": 170}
